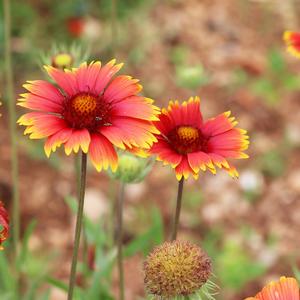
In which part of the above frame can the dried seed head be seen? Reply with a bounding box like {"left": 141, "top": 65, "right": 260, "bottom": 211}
{"left": 144, "top": 240, "right": 212, "bottom": 298}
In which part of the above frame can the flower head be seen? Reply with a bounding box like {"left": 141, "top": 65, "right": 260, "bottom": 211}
{"left": 245, "top": 276, "right": 299, "bottom": 300}
{"left": 284, "top": 31, "right": 300, "bottom": 58}
{"left": 144, "top": 240, "right": 212, "bottom": 298}
{"left": 0, "top": 201, "right": 9, "bottom": 250}
{"left": 150, "top": 97, "right": 249, "bottom": 180}
{"left": 18, "top": 60, "right": 160, "bottom": 172}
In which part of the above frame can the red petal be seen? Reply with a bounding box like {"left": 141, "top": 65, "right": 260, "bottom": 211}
{"left": 89, "top": 133, "right": 118, "bottom": 172}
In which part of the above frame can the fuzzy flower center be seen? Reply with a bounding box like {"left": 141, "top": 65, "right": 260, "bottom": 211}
{"left": 168, "top": 126, "right": 205, "bottom": 154}
{"left": 63, "top": 93, "right": 111, "bottom": 130}
{"left": 52, "top": 53, "right": 73, "bottom": 69}
{"left": 144, "top": 240, "right": 212, "bottom": 297}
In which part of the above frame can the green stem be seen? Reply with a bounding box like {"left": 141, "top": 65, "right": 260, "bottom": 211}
{"left": 117, "top": 182, "right": 125, "bottom": 300}
{"left": 74, "top": 155, "right": 88, "bottom": 269}
{"left": 68, "top": 152, "right": 87, "bottom": 300}
{"left": 171, "top": 178, "right": 184, "bottom": 241}
{"left": 4, "top": 0, "right": 20, "bottom": 253}
{"left": 111, "top": 0, "right": 117, "bottom": 56}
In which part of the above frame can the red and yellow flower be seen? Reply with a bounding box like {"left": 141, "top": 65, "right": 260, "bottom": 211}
{"left": 284, "top": 31, "right": 300, "bottom": 58}
{"left": 18, "top": 60, "right": 160, "bottom": 171}
{"left": 0, "top": 201, "right": 9, "bottom": 250}
{"left": 245, "top": 276, "right": 299, "bottom": 300}
{"left": 150, "top": 97, "right": 249, "bottom": 180}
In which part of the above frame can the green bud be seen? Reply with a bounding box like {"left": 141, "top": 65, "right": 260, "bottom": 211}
{"left": 39, "top": 43, "right": 90, "bottom": 70}
{"left": 108, "top": 152, "right": 153, "bottom": 183}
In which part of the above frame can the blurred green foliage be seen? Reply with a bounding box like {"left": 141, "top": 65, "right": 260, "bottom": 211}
{"left": 0, "top": 221, "right": 53, "bottom": 300}
{"left": 170, "top": 46, "right": 210, "bottom": 90}
{"left": 234, "top": 49, "right": 300, "bottom": 106}
{"left": 216, "top": 240, "right": 266, "bottom": 292}
{"left": 260, "top": 150, "right": 285, "bottom": 178}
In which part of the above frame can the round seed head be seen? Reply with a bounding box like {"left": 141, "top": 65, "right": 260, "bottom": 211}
{"left": 144, "top": 240, "right": 212, "bottom": 298}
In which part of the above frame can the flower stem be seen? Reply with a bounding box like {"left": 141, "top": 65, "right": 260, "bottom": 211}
{"left": 117, "top": 182, "right": 125, "bottom": 300}
{"left": 4, "top": 0, "right": 20, "bottom": 255}
{"left": 74, "top": 155, "right": 88, "bottom": 269}
{"left": 171, "top": 178, "right": 184, "bottom": 241}
{"left": 68, "top": 152, "right": 87, "bottom": 300}
{"left": 111, "top": 0, "right": 118, "bottom": 56}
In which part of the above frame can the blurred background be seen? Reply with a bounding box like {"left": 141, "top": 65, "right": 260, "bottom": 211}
{"left": 1, "top": 0, "right": 300, "bottom": 299}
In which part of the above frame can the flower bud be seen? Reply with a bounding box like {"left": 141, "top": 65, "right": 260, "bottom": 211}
{"left": 144, "top": 240, "right": 212, "bottom": 298}
{"left": 51, "top": 53, "right": 73, "bottom": 69}
{"left": 108, "top": 152, "right": 153, "bottom": 183}
{"left": 39, "top": 43, "right": 90, "bottom": 70}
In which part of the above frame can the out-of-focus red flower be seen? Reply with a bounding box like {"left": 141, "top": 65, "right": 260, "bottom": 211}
{"left": 87, "top": 245, "right": 95, "bottom": 270}
{"left": 67, "top": 17, "right": 85, "bottom": 38}
{"left": 245, "top": 276, "right": 299, "bottom": 300}
{"left": 0, "top": 201, "right": 9, "bottom": 250}
{"left": 284, "top": 31, "right": 300, "bottom": 58}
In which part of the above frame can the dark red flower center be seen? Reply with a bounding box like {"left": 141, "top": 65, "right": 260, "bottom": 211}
{"left": 167, "top": 126, "right": 207, "bottom": 154}
{"left": 63, "top": 93, "right": 111, "bottom": 130}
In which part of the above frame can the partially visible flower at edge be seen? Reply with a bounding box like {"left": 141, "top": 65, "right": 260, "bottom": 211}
{"left": 245, "top": 276, "right": 299, "bottom": 300}
{"left": 0, "top": 201, "right": 9, "bottom": 250}
{"left": 149, "top": 97, "right": 249, "bottom": 180}
{"left": 144, "top": 240, "right": 212, "bottom": 298}
{"left": 17, "top": 60, "right": 160, "bottom": 172}
{"left": 283, "top": 31, "right": 300, "bottom": 58}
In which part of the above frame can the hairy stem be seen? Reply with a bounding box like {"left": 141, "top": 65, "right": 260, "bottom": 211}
{"left": 68, "top": 152, "right": 87, "bottom": 300}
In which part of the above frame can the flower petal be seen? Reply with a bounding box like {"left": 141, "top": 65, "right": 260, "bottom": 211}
{"left": 150, "top": 137, "right": 182, "bottom": 168}
{"left": 92, "top": 59, "right": 123, "bottom": 95}
{"left": 247, "top": 276, "right": 300, "bottom": 300}
{"left": 207, "top": 128, "right": 249, "bottom": 159}
{"left": 44, "top": 65, "right": 77, "bottom": 96}
{"left": 166, "top": 97, "right": 202, "bottom": 128}
{"left": 44, "top": 128, "right": 73, "bottom": 157}
{"left": 187, "top": 151, "right": 214, "bottom": 173}
{"left": 175, "top": 156, "right": 198, "bottom": 180}
{"left": 104, "top": 75, "right": 142, "bottom": 102}
{"left": 101, "top": 117, "right": 158, "bottom": 149}
{"left": 201, "top": 111, "right": 237, "bottom": 137}
{"left": 284, "top": 31, "right": 300, "bottom": 58}
{"left": 89, "top": 133, "right": 118, "bottom": 172}
{"left": 64, "top": 129, "right": 91, "bottom": 155}
{"left": 18, "top": 113, "right": 68, "bottom": 139}
{"left": 111, "top": 96, "right": 160, "bottom": 121}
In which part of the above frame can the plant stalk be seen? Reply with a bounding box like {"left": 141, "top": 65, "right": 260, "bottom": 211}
{"left": 111, "top": 0, "right": 118, "bottom": 56}
{"left": 4, "top": 0, "right": 20, "bottom": 254}
{"left": 74, "top": 155, "right": 88, "bottom": 268}
{"left": 67, "top": 152, "right": 87, "bottom": 300}
{"left": 171, "top": 178, "right": 184, "bottom": 241}
{"left": 117, "top": 182, "right": 125, "bottom": 300}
